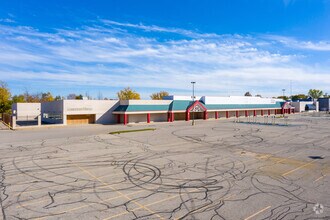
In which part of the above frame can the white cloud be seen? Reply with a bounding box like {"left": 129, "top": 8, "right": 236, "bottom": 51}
{"left": 0, "top": 22, "right": 329, "bottom": 97}
{"left": 0, "top": 18, "right": 15, "bottom": 23}
{"left": 265, "top": 35, "right": 330, "bottom": 51}
{"left": 101, "top": 19, "right": 218, "bottom": 38}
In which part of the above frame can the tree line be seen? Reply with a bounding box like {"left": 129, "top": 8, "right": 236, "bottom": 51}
{"left": 244, "top": 89, "right": 327, "bottom": 100}
{"left": 0, "top": 81, "right": 169, "bottom": 113}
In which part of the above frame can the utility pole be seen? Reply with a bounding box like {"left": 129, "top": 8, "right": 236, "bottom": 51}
{"left": 290, "top": 80, "right": 292, "bottom": 99}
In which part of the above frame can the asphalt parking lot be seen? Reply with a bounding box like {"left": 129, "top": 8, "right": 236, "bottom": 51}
{"left": 0, "top": 114, "right": 329, "bottom": 219}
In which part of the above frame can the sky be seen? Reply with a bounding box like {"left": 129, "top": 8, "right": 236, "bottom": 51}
{"left": 0, "top": 0, "right": 330, "bottom": 99}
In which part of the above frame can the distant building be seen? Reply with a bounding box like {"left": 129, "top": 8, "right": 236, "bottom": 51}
{"left": 318, "top": 98, "right": 330, "bottom": 111}
{"left": 12, "top": 95, "right": 295, "bottom": 126}
{"left": 290, "top": 100, "right": 319, "bottom": 113}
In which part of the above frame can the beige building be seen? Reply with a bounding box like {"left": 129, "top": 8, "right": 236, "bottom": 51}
{"left": 11, "top": 96, "right": 294, "bottom": 126}
{"left": 290, "top": 101, "right": 319, "bottom": 112}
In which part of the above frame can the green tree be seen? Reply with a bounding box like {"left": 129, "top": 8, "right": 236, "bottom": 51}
{"left": 244, "top": 91, "right": 252, "bottom": 97}
{"left": 150, "top": 91, "right": 169, "bottom": 100}
{"left": 117, "top": 87, "right": 140, "bottom": 100}
{"left": 12, "top": 94, "right": 25, "bottom": 103}
{"left": 291, "top": 94, "right": 308, "bottom": 100}
{"left": 41, "top": 92, "right": 54, "bottom": 102}
{"left": 0, "top": 81, "right": 12, "bottom": 113}
{"left": 308, "top": 89, "right": 323, "bottom": 99}
{"left": 54, "top": 95, "right": 62, "bottom": 101}
{"left": 277, "top": 96, "right": 289, "bottom": 100}
{"left": 75, "top": 94, "right": 83, "bottom": 100}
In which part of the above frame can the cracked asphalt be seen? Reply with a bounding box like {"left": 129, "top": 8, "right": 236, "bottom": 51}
{"left": 0, "top": 113, "right": 329, "bottom": 219}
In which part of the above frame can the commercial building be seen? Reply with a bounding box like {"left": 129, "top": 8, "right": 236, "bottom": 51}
{"left": 113, "top": 96, "right": 291, "bottom": 125}
{"left": 42, "top": 100, "right": 119, "bottom": 125}
{"left": 290, "top": 99, "right": 319, "bottom": 113}
{"left": 12, "top": 103, "right": 41, "bottom": 121}
{"left": 318, "top": 98, "right": 330, "bottom": 111}
{"left": 11, "top": 95, "right": 294, "bottom": 127}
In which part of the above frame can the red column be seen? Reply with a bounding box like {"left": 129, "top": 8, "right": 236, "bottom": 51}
{"left": 147, "top": 113, "right": 150, "bottom": 123}
{"left": 268, "top": 110, "right": 270, "bottom": 116}
{"left": 186, "top": 111, "right": 190, "bottom": 121}
{"left": 236, "top": 111, "right": 239, "bottom": 118}
{"left": 288, "top": 108, "right": 291, "bottom": 114}
{"left": 171, "top": 112, "right": 174, "bottom": 122}
{"left": 117, "top": 114, "right": 121, "bottom": 124}
{"left": 245, "top": 110, "right": 248, "bottom": 117}
{"left": 226, "top": 111, "right": 229, "bottom": 118}
{"left": 167, "top": 112, "right": 171, "bottom": 122}
{"left": 254, "top": 110, "right": 256, "bottom": 116}
{"left": 261, "top": 110, "right": 264, "bottom": 116}
{"left": 275, "top": 110, "right": 277, "bottom": 115}
{"left": 215, "top": 112, "right": 219, "bottom": 119}
{"left": 293, "top": 109, "right": 295, "bottom": 114}
{"left": 124, "top": 114, "right": 128, "bottom": 125}
{"left": 204, "top": 111, "right": 208, "bottom": 120}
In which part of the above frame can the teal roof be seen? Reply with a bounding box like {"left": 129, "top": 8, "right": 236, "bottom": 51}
{"left": 169, "top": 100, "right": 195, "bottom": 111}
{"left": 114, "top": 104, "right": 170, "bottom": 112}
{"left": 114, "top": 101, "right": 283, "bottom": 112}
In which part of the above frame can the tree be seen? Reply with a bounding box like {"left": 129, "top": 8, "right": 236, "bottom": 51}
{"left": 67, "top": 94, "right": 76, "bottom": 100}
{"left": 41, "top": 92, "right": 54, "bottom": 102}
{"left": 277, "top": 96, "right": 289, "bottom": 100}
{"left": 54, "top": 95, "right": 62, "bottom": 101}
{"left": 308, "top": 89, "right": 323, "bottom": 99}
{"left": 0, "top": 81, "right": 11, "bottom": 113}
{"left": 255, "top": 94, "right": 262, "bottom": 98}
{"left": 75, "top": 94, "right": 83, "bottom": 100}
{"left": 291, "top": 94, "right": 308, "bottom": 100}
{"left": 117, "top": 87, "right": 140, "bottom": 100}
{"left": 12, "top": 95, "right": 25, "bottom": 103}
{"left": 23, "top": 91, "right": 40, "bottom": 102}
{"left": 244, "top": 92, "right": 252, "bottom": 97}
{"left": 150, "top": 91, "right": 169, "bottom": 100}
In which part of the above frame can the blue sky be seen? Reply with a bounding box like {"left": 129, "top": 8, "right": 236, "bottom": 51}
{"left": 0, "top": 0, "right": 330, "bottom": 99}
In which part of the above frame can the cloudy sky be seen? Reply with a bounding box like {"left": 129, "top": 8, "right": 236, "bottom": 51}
{"left": 0, "top": 0, "right": 330, "bottom": 99}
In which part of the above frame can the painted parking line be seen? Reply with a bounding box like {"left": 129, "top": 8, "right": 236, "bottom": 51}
{"left": 33, "top": 188, "right": 157, "bottom": 220}
{"left": 17, "top": 182, "right": 124, "bottom": 208}
{"left": 282, "top": 160, "right": 315, "bottom": 177}
{"left": 14, "top": 171, "right": 124, "bottom": 196}
{"left": 174, "top": 193, "right": 236, "bottom": 220}
{"left": 244, "top": 205, "right": 271, "bottom": 220}
{"left": 73, "top": 163, "right": 165, "bottom": 220}
{"left": 103, "top": 188, "right": 202, "bottom": 220}
{"left": 314, "top": 174, "right": 326, "bottom": 183}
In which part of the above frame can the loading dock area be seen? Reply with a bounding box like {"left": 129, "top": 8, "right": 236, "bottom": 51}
{"left": 66, "top": 114, "right": 96, "bottom": 125}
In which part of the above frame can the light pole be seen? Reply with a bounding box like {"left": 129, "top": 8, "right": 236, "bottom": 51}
{"left": 191, "top": 81, "right": 196, "bottom": 126}
{"left": 282, "top": 89, "right": 286, "bottom": 116}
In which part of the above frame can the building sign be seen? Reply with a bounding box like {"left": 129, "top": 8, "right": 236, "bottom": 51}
{"left": 190, "top": 105, "right": 204, "bottom": 112}
{"left": 67, "top": 107, "right": 93, "bottom": 111}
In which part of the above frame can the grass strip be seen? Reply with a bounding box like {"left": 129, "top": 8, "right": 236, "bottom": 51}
{"left": 109, "top": 128, "right": 156, "bottom": 134}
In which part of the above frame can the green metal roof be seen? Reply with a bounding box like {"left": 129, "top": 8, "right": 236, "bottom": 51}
{"left": 114, "top": 104, "right": 170, "bottom": 112}
{"left": 169, "top": 100, "right": 194, "bottom": 111}
{"left": 114, "top": 101, "right": 283, "bottom": 112}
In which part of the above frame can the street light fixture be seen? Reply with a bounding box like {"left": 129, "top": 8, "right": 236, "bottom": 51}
{"left": 191, "top": 81, "right": 196, "bottom": 126}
